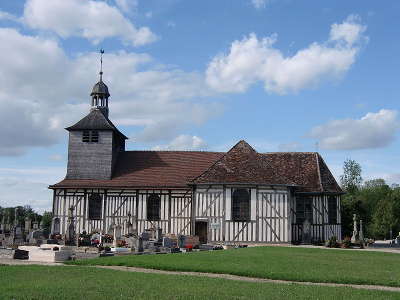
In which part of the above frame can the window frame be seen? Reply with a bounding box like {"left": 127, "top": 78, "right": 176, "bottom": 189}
{"left": 328, "top": 196, "right": 338, "bottom": 224}
{"left": 147, "top": 193, "right": 161, "bottom": 221}
{"left": 232, "top": 188, "right": 250, "bottom": 222}
{"left": 88, "top": 193, "right": 102, "bottom": 220}
{"left": 296, "top": 196, "right": 313, "bottom": 224}
{"left": 82, "top": 130, "right": 99, "bottom": 143}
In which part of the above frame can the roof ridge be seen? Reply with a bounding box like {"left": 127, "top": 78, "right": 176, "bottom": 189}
{"left": 189, "top": 140, "right": 253, "bottom": 183}
{"left": 315, "top": 153, "right": 324, "bottom": 192}
{"left": 123, "top": 150, "right": 225, "bottom": 153}
{"left": 263, "top": 152, "right": 319, "bottom": 154}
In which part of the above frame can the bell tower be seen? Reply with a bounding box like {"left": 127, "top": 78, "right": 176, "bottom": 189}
{"left": 90, "top": 49, "right": 110, "bottom": 118}
{"left": 65, "top": 50, "right": 127, "bottom": 180}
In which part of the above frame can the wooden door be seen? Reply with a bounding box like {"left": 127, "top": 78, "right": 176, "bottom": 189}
{"left": 195, "top": 221, "right": 208, "bottom": 244}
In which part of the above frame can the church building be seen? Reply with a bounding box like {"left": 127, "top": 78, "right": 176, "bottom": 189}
{"left": 49, "top": 66, "right": 343, "bottom": 244}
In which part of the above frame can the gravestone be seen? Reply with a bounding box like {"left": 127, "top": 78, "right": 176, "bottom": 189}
{"left": 24, "top": 217, "right": 32, "bottom": 234}
{"left": 32, "top": 221, "right": 39, "bottom": 230}
{"left": 351, "top": 214, "right": 358, "bottom": 243}
{"left": 136, "top": 237, "right": 143, "bottom": 252}
{"left": 28, "top": 229, "right": 46, "bottom": 245}
{"left": 359, "top": 219, "right": 364, "bottom": 247}
{"left": 52, "top": 218, "right": 61, "bottom": 235}
{"left": 156, "top": 227, "right": 163, "bottom": 242}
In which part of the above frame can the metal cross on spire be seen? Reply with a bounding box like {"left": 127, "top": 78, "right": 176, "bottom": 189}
{"left": 99, "top": 49, "right": 104, "bottom": 81}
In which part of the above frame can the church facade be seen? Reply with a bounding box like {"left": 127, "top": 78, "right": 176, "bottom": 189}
{"left": 50, "top": 73, "right": 343, "bottom": 244}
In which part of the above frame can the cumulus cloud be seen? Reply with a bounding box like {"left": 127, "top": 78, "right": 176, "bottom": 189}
{"left": 23, "top": 0, "right": 156, "bottom": 46}
{"left": 152, "top": 135, "right": 207, "bottom": 151}
{"left": 0, "top": 10, "right": 18, "bottom": 22}
{"left": 206, "top": 15, "right": 367, "bottom": 94}
{"left": 278, "top": 142, "right": 302, "bottom": 152}
{"left": 114, "top": 0, "right": 138, "bottom": 13}
{"left": 251, "top": 0, "right": 269, "bottom": 9}
{"left": 0, "top": 28, "right": 218, "bottom": 155}
{"left": 0, "top": 167, "right": 65, "bottom": 211}
{"left": 308, "top": 109, "right": 399, "bottom": 150}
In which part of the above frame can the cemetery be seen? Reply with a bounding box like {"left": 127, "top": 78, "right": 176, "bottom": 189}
{"left": 0, "top": 206, "right": 228, "bottom": 263}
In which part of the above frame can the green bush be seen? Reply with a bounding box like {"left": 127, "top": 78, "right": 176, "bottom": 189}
{"left": 325, "top": 236, "right": 339, "bottom": 248}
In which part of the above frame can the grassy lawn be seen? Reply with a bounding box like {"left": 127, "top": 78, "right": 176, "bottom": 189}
{"left": 0, "top": 265, "right": 399, "bottom": 300}
{"left": 70, "top": 246, "right": 400, "bottom": 287}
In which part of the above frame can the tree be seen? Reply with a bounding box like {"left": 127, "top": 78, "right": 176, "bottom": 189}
{"left": 40, "top": 211, "right": 53, "bottom": 235}
{"left": 370, "top": 197, "right": 394, "bottom": 239}
{"left": 340, "top": 159, "right": 362, "bottom": 194}
{"left": 340, "top": 159, "right": 364, "bottom": 237}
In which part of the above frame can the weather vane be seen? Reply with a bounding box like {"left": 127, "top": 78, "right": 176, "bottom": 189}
{"left": 99, "top": 49, "right": 104, "bottom": 81}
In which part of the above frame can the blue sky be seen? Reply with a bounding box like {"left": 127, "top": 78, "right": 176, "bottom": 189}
{"left": 0, "top": 0, "right": 399, "bottom": 211}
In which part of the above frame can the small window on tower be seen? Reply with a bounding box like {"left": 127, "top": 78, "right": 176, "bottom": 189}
{"left": 82, "top": 131, "right": 99, "bottom": 143}
{"left": 82, "top": 131, "right": 90, "bottom": 142}
{"left": 91, "top": 131, "right": 99, "bottom": 143}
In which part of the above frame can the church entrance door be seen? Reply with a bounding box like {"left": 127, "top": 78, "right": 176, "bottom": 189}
{"left": 195, "top": 221, "right": 208, "bottom": 244}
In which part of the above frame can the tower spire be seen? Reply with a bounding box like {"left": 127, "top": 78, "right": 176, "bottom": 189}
{"left": 90, "top": 49, "right": 110, "bottom": 117}
{"left": 99, "top": 49, "right": 104, "bottom": 82}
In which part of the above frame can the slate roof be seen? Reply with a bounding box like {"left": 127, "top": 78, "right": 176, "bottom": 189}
{"left": 66, "top": 109, "right": 127, "bottom": 139}
{"left": 50, "top": 140, "right": 342, "bottom": 193}
{"left": 91, "top": 81, "right": 110, "bottom": 98}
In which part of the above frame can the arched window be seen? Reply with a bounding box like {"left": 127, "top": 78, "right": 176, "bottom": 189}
{"left": 232, "top": 189, "right": 250, "bottom": 221}
{"left": 147, "top": 194, "right": 161, "bottom": 221}
{"left": 88, "top": 193, "right": 102, "bottom": 220}
{"left": 328, "top": 196, "right": 337, "bottom": 224}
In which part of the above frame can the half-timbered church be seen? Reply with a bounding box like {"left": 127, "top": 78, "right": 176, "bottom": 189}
{"left": 50, "top": 66, "right": 344, "bottom": 244}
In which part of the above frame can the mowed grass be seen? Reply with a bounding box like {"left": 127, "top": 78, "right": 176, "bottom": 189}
{"left": 71, "top": 246, "right": 400, "bottom": 287}
{"left": 0, "top": 265, "right": 399, "bottom": 300}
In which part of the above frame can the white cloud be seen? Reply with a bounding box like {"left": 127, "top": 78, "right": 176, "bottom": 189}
{"left": 0, "top": 167, "right": 65, "bottom": 211}
{"left": 114, "top": 0, "right": 138, "bottom": 13}
{"left": 49, "top": 154, "right": 63, "bottom": 161}
{"left": 206, "top": 15, "right": 366, "bottom": 94}
{"left": 152, "top": 135, "right": 207, "bottom": 150}
{"left": 251, "top": 0, "right": 268, "bottom": 9}
{"left": 23, "top": 0, "right": 156, "bottom": 46}
{"left": 0, "top": 28, "right": 219, "bottom": 155}
{"left": 330, "top": 15, "right": 367, "bottom": 46}
{"left": 0, "top": 10, "right": 18, "bottom": 22}
{"left": 308, "top": 109, "right": 399, "bottom": 150}
{"left": 278, "top": 142, "right": 302, "bottom": 152}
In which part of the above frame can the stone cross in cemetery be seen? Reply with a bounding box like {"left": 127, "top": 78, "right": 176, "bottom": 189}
{"left": 0, "top": 212, "right": 5, "bottom": 233}
{"left": 24, "top": 216, "right": 32, "bottom": 234}
{"left": 65, "top": 206, "right": 76, "bottom": 246}
{"left": 359, "top": 219, "right": 364, "bottom": 247}
{"left": 32, "top": 220, "right": 39, "bottom": 230}
{"left": 351, "top": 214, "right": 358, "bottom": 243}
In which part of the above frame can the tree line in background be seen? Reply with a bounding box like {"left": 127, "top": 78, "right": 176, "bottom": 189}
{"left": 0, "top": 206, "right": 52, "bottom": 234}
{"left": 340, "top": 159, "right": 400, "bottom": 240}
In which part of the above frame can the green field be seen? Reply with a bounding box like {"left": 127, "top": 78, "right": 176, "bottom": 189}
{"left": 71, "top": 246, "right": 400, "bottom": 287}
{"left": 0, "top": 265, "right": 398, "bottom": 300}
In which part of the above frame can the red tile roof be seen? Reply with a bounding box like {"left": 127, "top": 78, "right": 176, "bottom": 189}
{"left": 50, "top": 140, "right": 342, "bottom": 193}
{"left": 192, "top": 141, "right": 296, "bottom": 186}
{"left": 51, "top": 151, "right": 224, "bottom": 189}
